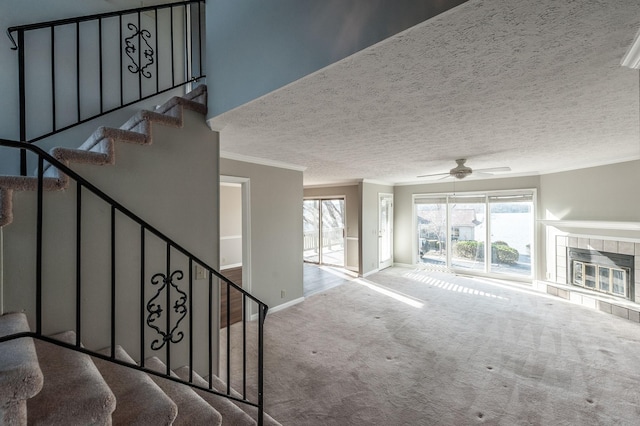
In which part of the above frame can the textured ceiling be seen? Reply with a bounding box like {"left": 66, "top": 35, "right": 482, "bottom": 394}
{"left": 209, "top": 0, "right": 640, "bottom": 186}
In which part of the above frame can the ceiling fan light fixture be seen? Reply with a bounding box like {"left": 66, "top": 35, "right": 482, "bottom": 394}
{"left": 450, "top": 158, "right": 472, "bottom": 179}
{"left": 451, "top": 170, "right": 471, "bottom": 179}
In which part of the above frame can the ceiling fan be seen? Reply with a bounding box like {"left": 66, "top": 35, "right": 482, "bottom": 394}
{"left": 418, "top": 159, "right": 511, "bottom": 180}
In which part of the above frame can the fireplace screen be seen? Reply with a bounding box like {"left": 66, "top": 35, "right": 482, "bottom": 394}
{"left": 572, "top": 260, "right": 629, "bottom": 298}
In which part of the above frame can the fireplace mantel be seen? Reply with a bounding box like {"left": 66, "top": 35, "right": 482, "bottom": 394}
{"left": 539, "top": 220, "right": 640, "bottom": 231}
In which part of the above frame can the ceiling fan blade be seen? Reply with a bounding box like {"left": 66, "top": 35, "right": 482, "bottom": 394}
{"left": 417, "top": 172, "right": 449, "bottom": 178}
{"left": 474, "top": 166, "right": 511, "bottom": 173}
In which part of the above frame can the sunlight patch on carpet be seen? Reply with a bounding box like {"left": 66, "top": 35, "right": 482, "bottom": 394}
{"left": 353, "top": 278, "right": 424, "bottom": 308}
{"left": 402, "top": 271, "right": 509, "bottom": 301}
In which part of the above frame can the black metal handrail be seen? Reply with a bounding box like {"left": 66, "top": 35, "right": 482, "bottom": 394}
{"left": 0, "top": 138, "right": 268, "bottom": 425}
{"left": 6, "top": 0, "right": 205, "bottom": 175}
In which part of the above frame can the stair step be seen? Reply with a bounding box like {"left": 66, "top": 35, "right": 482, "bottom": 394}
{"left": 208, "top": 374, "right": 282, "bottom": 426}
{"left": 145, "top": 356, "right": 222, "bottom": 426}
{"left": 0, "top": 85, "right": 207, "bottom": 228}
{"left": 0, "top": 313, "right": 44, "bottom": 425}
{"left": 174, "top": 366, "right": 256, "bottom": 426}
{"left": 93, "top": 346, "right": 177, "bottom": 425}
{"left": 28, "top": 331, "right": 116, "bottom": 426}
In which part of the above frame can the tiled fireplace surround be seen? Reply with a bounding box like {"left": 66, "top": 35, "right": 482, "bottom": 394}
{"left": 544, "top": 235, "right": 640, "bottom": 322}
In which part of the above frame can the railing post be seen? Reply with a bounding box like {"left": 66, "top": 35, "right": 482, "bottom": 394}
{"left": 35, "top": 155, "right": 44, "bottom": 334}
{"left": 258, "top": 305, "right": 265, "bottom": 426}
{"left": 18, "top": 29, "right": 27, "bottom": 176}
{"left": 75, "top": 183, "right": 82, "bottom": 346}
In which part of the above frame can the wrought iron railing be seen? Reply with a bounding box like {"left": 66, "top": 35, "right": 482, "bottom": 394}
{"left": 6, "top": 0, "right": 205, "bottom": 175}
{"left": 0, "top": 139, "right": 268, "bottom": 425}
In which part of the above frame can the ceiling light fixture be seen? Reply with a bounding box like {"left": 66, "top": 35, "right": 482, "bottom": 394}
{"left": 621, "top": 30, "right": 640, "bottom": 69}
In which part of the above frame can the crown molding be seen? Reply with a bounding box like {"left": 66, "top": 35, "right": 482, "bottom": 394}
{"left": 220, "top": 151, "right": 306, "bottom": 172}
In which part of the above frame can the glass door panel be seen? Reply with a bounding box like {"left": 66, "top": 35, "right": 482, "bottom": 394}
{"left": 321, "top": 199, "right": 345, "bottom": 267}
{"left": 416, "top": 201, "right": 447, "bottom": 266}
{"left": 450, "top": 199, "right": 486, "bottom": 272}
{"left": 488, "top": 199, "right": 533, "bottom": 277}
{"left": 303, "top": 200, "right": 320, "bottom": 263}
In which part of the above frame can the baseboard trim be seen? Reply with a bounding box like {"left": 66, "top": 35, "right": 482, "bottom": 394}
{"left": 250, "top": 297, "right": 305, "bottom": 320}
{"left": 362, "top": 269, "right": 379, "bottom": 278}
{"left": 221, "top": 263, "right": 242, "bottom": 271}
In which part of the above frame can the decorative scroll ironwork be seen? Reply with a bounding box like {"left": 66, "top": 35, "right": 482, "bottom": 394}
{"left": 124, "top": 23, "right": 154, "bottom": 78}
{"left": 146, "top": 270, "right": 187, "bottom": 351}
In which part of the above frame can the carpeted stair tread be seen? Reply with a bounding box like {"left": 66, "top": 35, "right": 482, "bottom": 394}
{"left": 145, "top": 356, "right": 222, "bottom": 426}
{"left": 208, "top": 374, "right": 282, "bottom": 426}
{"left": 0, "top": 85, "right": 207, "bottom": 228}
{"left": 0, "top": 313, "right": 44, "bottom": 425}
{"left": 0, "top": 176, "right": 65, "bottom": 192}
{"left": 174, "top": 366, "right": 256, "bottom": 426}
{"left": 93, "top": 346, "right": 177, "bottom": 425}
{"left": 28, "top": 331, "right": 116, "bottom": 426}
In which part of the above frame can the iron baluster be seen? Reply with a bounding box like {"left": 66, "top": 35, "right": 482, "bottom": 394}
{"left": 75, "top": 183, "right": 82, "bottom": 347}
{"left": 140, "top": 226, "right": 146, "bottom": 368}
{"left": 51, "top": 26, "right": 56, "bottom": 133}
{"left": 226, "top": 281, "right": 231, "bottom": 395}
{"left": 110, "top": 206, "right": 116, "bottom": 358}
{"left": 35, "top": 155, "right": 44, "bottom": 334}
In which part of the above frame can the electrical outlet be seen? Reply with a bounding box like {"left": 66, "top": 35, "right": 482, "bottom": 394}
{"left": 280, "top": 290, "right": 286, "bottom": 298}
{"left": 195, "top": 265, "right": 207, "bottom": 280}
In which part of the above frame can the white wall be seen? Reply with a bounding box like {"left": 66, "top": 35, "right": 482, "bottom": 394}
{"left": 539, "top": 160, "right": 640, "bottom": 224}
{"left": 539, "top": 159, "right": 640, "bottom": 281}
{"left": 220, "top": 158, "right": 304, "bottom": 309}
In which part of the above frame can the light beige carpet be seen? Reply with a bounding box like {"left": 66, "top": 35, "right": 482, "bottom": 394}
{"left": 223, "top": 266, "right": 640, "bottom": 425}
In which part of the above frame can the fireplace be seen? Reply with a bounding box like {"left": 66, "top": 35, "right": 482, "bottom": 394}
{"left": 567, "top": 248, "right": 634, "bottom": 300}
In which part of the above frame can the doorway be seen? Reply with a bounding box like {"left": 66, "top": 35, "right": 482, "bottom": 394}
{"left": 303, "top": 198, "right": 346, "bottom": 267}
{"left": 219, "top": 177, "right": 251, "bottom": 327}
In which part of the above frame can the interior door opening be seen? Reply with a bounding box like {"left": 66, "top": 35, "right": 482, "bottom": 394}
{"left": 303, "top": 198, "right": 345, "bottom": 267}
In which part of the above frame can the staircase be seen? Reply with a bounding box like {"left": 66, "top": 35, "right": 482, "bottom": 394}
{"left": 0, "top": 85, "right": 277, "bottom": 425}
{"left": 0, "top": 312, "right": 280, "bottom": 425}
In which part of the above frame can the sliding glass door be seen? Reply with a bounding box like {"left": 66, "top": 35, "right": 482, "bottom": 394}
{"left": 303, "top": 198, "right": 345, "bottom": 267}
{"left": 487, "top": 195, "right": 533, "bottom": 276}
{"left": 415, "top": 191, "right": 534, "bottom": 278}
{"left": 449, "top": 196, "right": 486, "bottom": 272}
